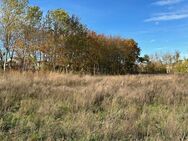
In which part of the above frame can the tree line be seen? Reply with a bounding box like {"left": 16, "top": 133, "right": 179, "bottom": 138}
{"left": 139, "top": 52, "right": 188, "bottom": 74}
{"left": 0, "top": 0, "right": 140, "bottom": 75}
{"left": 0, "top": 0, "right": 187, "bottom": 74}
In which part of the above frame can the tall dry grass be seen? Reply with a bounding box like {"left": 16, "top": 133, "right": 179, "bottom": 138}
{"left": 0, "top": 72, "right": 187, "bottom": 140}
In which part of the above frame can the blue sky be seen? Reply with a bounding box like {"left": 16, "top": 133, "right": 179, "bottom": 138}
{"left": 29, "top": 0, "right": 188, "bottom": 57}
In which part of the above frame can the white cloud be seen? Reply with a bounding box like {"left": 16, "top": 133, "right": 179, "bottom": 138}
{"left": 145, "top": 9, "right": 188, "bottom": 22}
{"left": 150, "top": 39, "right": 156, "bottom": 43}
{"left": 153, "top": 0, "right": 183, "bottom": 6}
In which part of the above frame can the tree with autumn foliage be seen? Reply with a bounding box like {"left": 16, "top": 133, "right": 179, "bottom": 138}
{"left": 16, "top": 6, "right": 43, "bottom": 71}
{"left": 85, "top": 33, "right": 140, "bottom": 74}
{"left": 0, "top": 0, "right": 28, "bottom": 71}
{"left": 0, "top": 0, "right": 141, "bottom": 74}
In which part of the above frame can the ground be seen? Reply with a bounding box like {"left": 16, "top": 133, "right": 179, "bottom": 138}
{"left": 0, "top": 72, "right": 187, "bottom": 141}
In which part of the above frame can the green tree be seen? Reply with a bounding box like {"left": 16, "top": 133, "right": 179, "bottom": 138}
{"left": 64, "top": 15, "right": 88, "bottom": 73}
{"left": 17, "top": 6, "right": 43, "bottom": 71}
{"left": 44, "top": 9, "right": 69, "bottom": 71}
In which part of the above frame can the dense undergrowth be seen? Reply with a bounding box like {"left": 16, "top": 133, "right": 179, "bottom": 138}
{"left": 0, "top": 72, "right": 187, "bottom": 141}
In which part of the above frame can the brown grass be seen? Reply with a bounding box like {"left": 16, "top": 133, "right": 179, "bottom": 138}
{"left": 0, "top": 72, "right": 187, "bottom": 140}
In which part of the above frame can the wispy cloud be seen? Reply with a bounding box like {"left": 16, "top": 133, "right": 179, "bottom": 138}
{"left": 128, "top": 23, "right": 188, "bottom": 35}
{"left": 150, "top": 39, "right": 156, "bottom": 43}
{"left": 145, "top": 9, "right": 188, "bottom": 22}
{"left": 153, "top": 0, "right": 184, "bottom": 6}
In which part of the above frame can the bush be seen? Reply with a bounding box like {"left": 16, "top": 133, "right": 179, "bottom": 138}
{"left": 173, "top": 60, "right": 188, "bottom": 73}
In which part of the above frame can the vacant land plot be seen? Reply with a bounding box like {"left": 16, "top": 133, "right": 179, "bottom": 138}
{"left": 0, "top": 72, "right": 187, "bottom": 141}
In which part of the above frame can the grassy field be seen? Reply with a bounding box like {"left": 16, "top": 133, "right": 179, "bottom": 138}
{"left": 0, "top": 72, "right": 187, "bottom": 141}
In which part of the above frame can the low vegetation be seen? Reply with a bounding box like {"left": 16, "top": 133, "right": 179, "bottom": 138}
{"left": 0, "top": 72, "right": 187, "bottom": 140}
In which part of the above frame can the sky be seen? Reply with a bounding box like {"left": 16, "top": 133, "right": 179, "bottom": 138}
{"left": 29, "top": 0, "right": 188, "bottom": 57}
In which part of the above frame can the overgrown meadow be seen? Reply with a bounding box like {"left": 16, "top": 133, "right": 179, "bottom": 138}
{"left": 0, "top": 72, "right": 187, "bottom": 141}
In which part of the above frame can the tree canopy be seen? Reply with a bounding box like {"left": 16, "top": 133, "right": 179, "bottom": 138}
{"left": 0, "top": 0, "right": 141, "bottom": 74}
